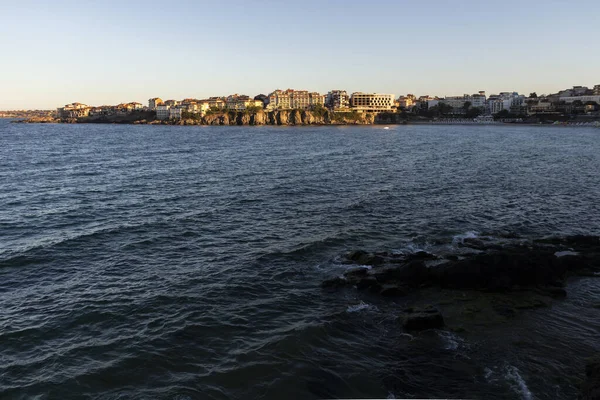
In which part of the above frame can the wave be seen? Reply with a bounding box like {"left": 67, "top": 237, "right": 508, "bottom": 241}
{"left": 346, "top": 301, "right": 377, "bottom": 314}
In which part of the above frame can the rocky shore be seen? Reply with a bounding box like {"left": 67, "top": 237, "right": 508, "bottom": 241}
{"left": 322, "top": 235, "right": 600, "bottom": 397}
{"left": 13, "top": 110, "right": 379, "bottom": 126}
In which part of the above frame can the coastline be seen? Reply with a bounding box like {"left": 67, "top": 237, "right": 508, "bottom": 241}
{"left": 11, "top": 110, "right": 600, "bottom": 128}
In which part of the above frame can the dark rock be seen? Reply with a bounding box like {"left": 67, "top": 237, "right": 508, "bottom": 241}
{"left": 460, "top": 238, "right": 488, "bottom": 250}
{"left": 536, "top": 286, "right": 567, "bottom": 298}
{"left": 581, "top": 354, "right": 600, "bottom": 400}
{"left": 356, "top": 276, "right": 379, "bottom": 290}
{"left": 345, "top": 250, "right": 385, "bottom": 266}
{"left": 321, "top": 277, "right": 346, "bottom": 288}
{"left": 362, "top": 255, "right": 385, "bottom": 266}
{"left": 402, "top": 307, "right": 445, "bottom": 331}
{"left": 379, "top": 284, "right": 407, "bottom": 297}
{"left": 343, "top": 267, "right": 369, "bottom": 279}
{"left": 407, "top": 251, "right": 438, "bottom": 261}
{"left": 346, "top": 250, "right": 369, "bottom": 262}
{"left": 429, "top": 248, "right": 568, "bottom": 290}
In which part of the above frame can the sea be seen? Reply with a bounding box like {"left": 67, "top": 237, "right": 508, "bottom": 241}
{"left": 1, "top": 119, "right": 599, "bottom": 399}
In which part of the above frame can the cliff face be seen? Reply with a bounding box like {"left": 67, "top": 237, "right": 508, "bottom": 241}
{"left": 20, "top": 109, "right": 379, "bottom": 126}
{"left": 184, "top": 110, "right": 374, "bottom": 126}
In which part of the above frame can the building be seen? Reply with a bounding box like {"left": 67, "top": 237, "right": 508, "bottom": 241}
{"left": 559, "top": 95, "right": 600, "bottom": 104}
{"left": 226, "top": 94, "right": 264, "bottom": 111}
{"left": 558, "top": 86, "right": 590, "bottom": 97}
{"left": 594, "top": 85, "right": 600, "bottom": 95}
{"left": 164, "top": 100, "right": 179, "bottom": 107}
{"left": 207, "top": 97, "right": 226, "bottom": 110}
{"left": 169, "top": 107, "right": 183, "bottom": 120}
{"left": 149, "top": 98, "right": 164, "bottom": 110}
{"left": 486, "top": 92, "right": 525, "bottom": 115}
{"left": 156, "top": 104, "right": 170, "bottom": 120}
{"left": 268, "top": 90, "right": 291, "bottom": 110}
{"left": 325, "top": 90, "right": 350, "bottom": 110}
{"left": 397, "top": 95, "right": 415, "bottom": 109}
{"left": 266, "top": 89, "right": 323, "bottom": 110}
{"left": 527, "top": 101, "right": 555, "bottom": 114}
{"left": 350, "top": 93, "right": 395, "bottom": 113}
{"left": 57, "top": 103, "right": 90, "bottom": 118}
{"left": 183, "top": 101, "right": 210, "bottom": 115}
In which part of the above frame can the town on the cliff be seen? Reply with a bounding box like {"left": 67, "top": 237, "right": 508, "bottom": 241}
{"left": 5, "top": 85, "right": 600, "bottom": 126}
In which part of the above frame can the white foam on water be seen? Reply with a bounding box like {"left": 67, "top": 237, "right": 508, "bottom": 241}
{"left": 452, "top": 230, "right": 480, "bottom": 245}
{"left": 346, "top": 264, "right": 372, "bottom": 271}
{"left": 505, "top": 365, "right": 533, "bottom": 400}
{"left": 346, "top": 301, "right": 377, "bottom": 313}
{"left": 437, "top": 330, "right": 465, "bottom": 351}
{"left": 554, "top": 250, "right": 579, "bottom": 258}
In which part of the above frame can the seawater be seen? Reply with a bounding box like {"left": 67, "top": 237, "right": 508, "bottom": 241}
{"left": 1, "top": 120, "right": 599, "bottom": 399}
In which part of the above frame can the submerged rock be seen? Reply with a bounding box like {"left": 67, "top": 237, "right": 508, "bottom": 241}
{"left": 581, "top": 354, "right": 600, "bottom": 400}
{"left": 402, "top": 307, "right": 445, "bottom": 331}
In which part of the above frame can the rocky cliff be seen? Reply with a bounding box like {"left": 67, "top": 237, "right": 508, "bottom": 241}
{"left": 14, "top": 109, "right": 381, "bottom": 126}
{"left": 187, "top": 109, "right": 375, "bottom": 126}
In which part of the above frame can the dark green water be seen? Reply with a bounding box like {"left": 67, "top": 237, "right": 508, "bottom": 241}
{"left": 1, "top": 120, "right": 599, "bottom": 399}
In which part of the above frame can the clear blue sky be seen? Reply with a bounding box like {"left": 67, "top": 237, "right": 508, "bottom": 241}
{"left": 1, "top": 0, "right": 599, "bottom": 109}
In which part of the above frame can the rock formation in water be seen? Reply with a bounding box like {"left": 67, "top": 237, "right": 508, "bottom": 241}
{"left": 582, "top": 355, "right": 600, "bottom": 400}
{"left": 322, "top": 235, "right": 600, "bottom": 333}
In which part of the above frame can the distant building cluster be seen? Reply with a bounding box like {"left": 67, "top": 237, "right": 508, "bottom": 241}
{"left": 145, "top": 90, "right": 396, "bottom": 120}
{"left": 56, "top": 102, "right": 143, "bottom": 119}
{"left": 55, "top": 84, "right": 600, "bottom": 121}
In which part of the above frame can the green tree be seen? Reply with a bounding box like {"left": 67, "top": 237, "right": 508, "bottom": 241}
{"left": 437, "top": 102, "right": 453, "bottom": 115}
{"left": 463, "top": 101, "right": 472, "bottom": 110}
{"left": 466, "top": 107, "right": 483, "bottom": 118}
{"left": 529, "top": 92, "right": 538, "bottom": 98}
{"left": 245, "top": 105, "right": 263, "bottom": 113}
{"left": 494, "top": 109, "right": 511, "bottom": 120}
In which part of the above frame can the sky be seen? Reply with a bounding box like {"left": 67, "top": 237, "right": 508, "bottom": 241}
{"left": 1, "top": 0, "right": 599, "bottom": 110}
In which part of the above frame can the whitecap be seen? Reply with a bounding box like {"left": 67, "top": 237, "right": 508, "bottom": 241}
{"left": 452, "top": 230, "right": 480, "bottom": 245}
{"left": 554, "top": 250, "right": 579, "bottom": 258}
{"left": 438, "top": 330, "right": 463, "bottom": 351}
{"left": 505, "top": 365, "right": 533, "bottom": 400}
{"left": 346, "top": 301, "right": 377, "bottom": 313}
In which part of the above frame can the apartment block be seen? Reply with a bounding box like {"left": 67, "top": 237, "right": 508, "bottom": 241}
{"left": 350, "top": 93, "right": 395, "bottom": 113}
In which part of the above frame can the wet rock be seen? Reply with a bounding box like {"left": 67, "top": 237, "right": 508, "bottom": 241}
{"left": 429, "top": 249, "right": 568, "bottom": 291}
{"left": 379, "top": 284, "right": 407, "bottom": 297}
{"left": 343, "top": 267, "right": 369, "bottom": 279}
{"left": 321, "top": 277, "right": 346, "bottom": 288}
{"left": 581, "top": 354, "right": 600, "bottom": 400}
{"left": 402, "top": 307, "right": 445, "bottom": 331}
{"left": 460, "top": 238, "right": 488, "bottom": 250}
{"left": 536, "top": 285, "right": 567, "bottom": 298}
{"left": 407, "top": 251, "right": 438, "bottom": 261}
{"left": 356, "top": 276, "right": 379, "bottom": 291}
{"left": 346, "top": 250, "right": 369, "bottom": 262}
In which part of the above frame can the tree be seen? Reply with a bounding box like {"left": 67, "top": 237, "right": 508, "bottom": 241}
{"left": 437, "top": 102, "right": 453, "bottom": 115}
{"left": 311, "top": 103, "right": 327, "bottom": 118}
{"left": 245, "top": 105, "right": 263, "bottom": 113}
{"left": 494, "top": 109, "right": 511, "bottom": 120}
{"left": 463, "top": 101, "right": 472, "bottom": 110}
{"left": 529, "top": 92, "right": 538, "bottom": 98}
{"left": 466, "top": 107, "right": 483, "bottom": 118}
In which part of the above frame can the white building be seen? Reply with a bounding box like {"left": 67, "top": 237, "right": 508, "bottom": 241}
{"left": 149, "top": 98, "right": 164, "bottom": 110}
{"left": 559, "top": 95, "right": 600, "bottom": 104}
{"left": 169, "top": 107, "right": 183, "bottom": 120}
{"left": 326, "top": 90, "right": 350, "bottom": 110}
{"left": 156, "top": 104, "right": 170, "bottom": 120}
{"left": 350, "top": 93, "right": 395, "bottom": 112}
